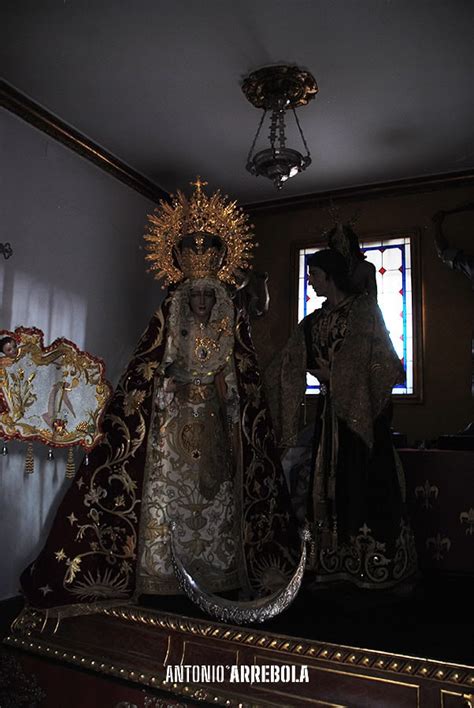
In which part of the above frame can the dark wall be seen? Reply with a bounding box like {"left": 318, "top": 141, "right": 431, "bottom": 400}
{"left": 249, "top": 182, "right": 474, "bottom": 443}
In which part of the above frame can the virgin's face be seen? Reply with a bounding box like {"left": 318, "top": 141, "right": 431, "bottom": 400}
{"left": 189, "top": 287, "right": 216, "bottom": 323}
{"left": 308, "top": 266, "right": 328, "bottom": 296}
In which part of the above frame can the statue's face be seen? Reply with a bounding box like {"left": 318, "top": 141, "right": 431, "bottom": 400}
{"left": 308, "top": 266, "right": 328, "bottom": 296}
{"left": 189, "top": 287, "right": 216, "bottom": 323}
{"left": 1, "top": 339, "right": 18, "bottom": 357}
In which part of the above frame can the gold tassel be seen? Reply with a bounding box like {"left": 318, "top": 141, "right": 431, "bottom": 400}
{"left": 65, "top": 447, "right": 75, "bottom": 478}
{"left": 24, "top": 442, "right": 34, "bottom": 474}
{"left": 309, "top": 521, "right": 321, "bottom": 567}
{"left": 331, "top": 515, "right": 338, "bottom": 553}
{"left": 309, "top": 537, "right": 317, "bottom": 568}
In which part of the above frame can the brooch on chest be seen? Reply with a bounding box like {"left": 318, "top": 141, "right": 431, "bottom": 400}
{"left": 193, "top": 318, "right": 232, "bottom": 363}
{"left": 194, "top": 334, "right": 220, "bottom": 362}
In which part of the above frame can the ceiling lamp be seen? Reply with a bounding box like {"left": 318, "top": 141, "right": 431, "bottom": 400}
{"left": 242, "top": 64, "right": 318, "bottom": 190}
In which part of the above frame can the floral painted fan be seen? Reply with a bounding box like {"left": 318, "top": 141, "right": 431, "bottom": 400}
{"left": 0, "top": 328, "right": 112, "bottom": 475}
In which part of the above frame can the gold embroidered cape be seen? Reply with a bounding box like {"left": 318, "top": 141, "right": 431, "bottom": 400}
{"left": 266, "top": 294, "right": 404, "bottom": 449}
{"left": 20, "top": 292, "right": 298, "bottom": 617}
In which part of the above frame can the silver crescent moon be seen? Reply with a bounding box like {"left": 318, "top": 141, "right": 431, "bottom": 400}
{"left": 169, "top": 522, "right": 310, "bottom": 624}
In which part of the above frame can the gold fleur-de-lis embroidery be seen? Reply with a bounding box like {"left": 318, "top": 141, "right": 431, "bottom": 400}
{"left": 459, "top": 508, "right": 474, "bottom": 536}
{"left": 426, "top": 533, "right": 451, "bottom": 561}
{"left": 415, "top": 480, "right": 439, "bottom": 510}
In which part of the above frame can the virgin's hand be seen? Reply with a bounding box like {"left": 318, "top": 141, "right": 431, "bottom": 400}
{"left": 164, "top": 377, "right": 177, "bottom": 392}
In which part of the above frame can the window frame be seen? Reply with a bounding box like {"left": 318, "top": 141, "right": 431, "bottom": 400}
{"left": 290, "top": 229, "right": 423, "bottom": 404}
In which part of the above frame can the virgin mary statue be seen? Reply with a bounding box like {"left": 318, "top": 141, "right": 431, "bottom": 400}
{"left": 19, "top": 178, "right": 299, "bottom": 621}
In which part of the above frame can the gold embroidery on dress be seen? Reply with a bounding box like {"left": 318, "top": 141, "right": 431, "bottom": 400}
{"left": 180, "top": 421, "right": 204, "bottom": 461}
{"left": 136, "top": 280, "right": 240, "bottom": 595}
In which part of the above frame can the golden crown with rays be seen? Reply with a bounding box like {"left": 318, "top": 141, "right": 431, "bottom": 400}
{"left": 144, "top": 177, "right": 255, "bottom": 286}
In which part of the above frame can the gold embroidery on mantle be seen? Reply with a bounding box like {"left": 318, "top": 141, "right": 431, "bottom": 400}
{"left": 426, "top": 533, "right": 452, "bottom": 561}
{"left": 310, "top": 519, "right": 418, "bottom": 589}
{"left": 460, "top": 508, "right": 474, "bottom": 535}
{"left": 415, "top": 480, "right": 439, "bottom": 510}
{"left": 34, "top": 308, "right": 167, "bottom": 607}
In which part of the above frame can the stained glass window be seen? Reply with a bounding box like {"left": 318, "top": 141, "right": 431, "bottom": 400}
{"left": 298, "top": 236, "right": 413, "bottom": 395}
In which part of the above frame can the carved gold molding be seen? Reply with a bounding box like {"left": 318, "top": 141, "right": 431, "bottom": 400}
{"left": 4, "top": 634, "right": 272, "bottom": 707}
{"left": 441, "top": 690, "right": 474, "bottom": 708}
{"left": 5, "top": 605, "right": 474, "bottom": 706}
{"left": 0, "top": 81, "right": 169, "bottom": 205}
{"left": 100, "top": 606, "right": 474, "bottom": 689}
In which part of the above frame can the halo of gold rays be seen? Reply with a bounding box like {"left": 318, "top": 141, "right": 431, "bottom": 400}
{"left": 144, "top": 177, "right": 255, "bottom": 286}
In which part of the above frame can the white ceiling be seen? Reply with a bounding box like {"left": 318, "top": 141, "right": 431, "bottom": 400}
{"left": 2, "top": 0, "right": 473, "bottom": 204}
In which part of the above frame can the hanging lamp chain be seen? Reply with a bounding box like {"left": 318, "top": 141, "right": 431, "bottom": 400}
{"left": 246, "top": 109, "right": 267, "bottom": 164}
{"left": 292, "top": 107, "right": 311, "bottom": 158}
{"left": 278, "top": 109, "right": 286, "bottom": 149}
{"left": 268, "top": 109, "right": 279, "bottom": 154}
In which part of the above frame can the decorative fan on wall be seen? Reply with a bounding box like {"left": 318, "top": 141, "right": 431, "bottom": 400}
{"left": 0, "top": 327, "right": 112, "bottom": 476}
